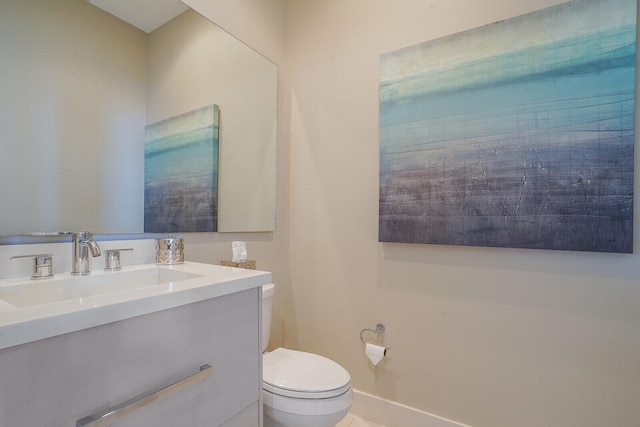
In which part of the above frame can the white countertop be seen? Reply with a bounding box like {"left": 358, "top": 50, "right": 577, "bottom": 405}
{"left": 0, "top": 262, "right": 271, "bottom": 350}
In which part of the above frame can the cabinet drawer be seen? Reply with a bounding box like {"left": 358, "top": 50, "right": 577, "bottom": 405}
{"left": 0, "top": 288, "right": 261, "bottom": 427}
{"left": 221, "top": 400, "right": 260, "bottom": 427}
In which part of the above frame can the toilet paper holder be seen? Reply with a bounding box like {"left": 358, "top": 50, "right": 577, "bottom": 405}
{"left": 360, "top": 323, "right": 391, "bottom": 352}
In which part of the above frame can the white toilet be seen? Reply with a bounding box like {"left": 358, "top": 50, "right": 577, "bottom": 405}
{"left": 261, "top": 284, "right": 353, "bottom": 427}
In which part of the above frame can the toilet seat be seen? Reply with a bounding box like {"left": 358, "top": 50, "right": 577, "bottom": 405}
{"left": 263, "top": 348, "right": 351, "bottom": 399}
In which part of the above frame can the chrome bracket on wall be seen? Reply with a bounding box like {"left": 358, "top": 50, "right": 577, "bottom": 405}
{"left": 360, "top": 323, "right": 391, "bottom": 352}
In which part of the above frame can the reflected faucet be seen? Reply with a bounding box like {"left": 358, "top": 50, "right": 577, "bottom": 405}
{"left": 71, "top": 232, "right": 101, "bottom": 275}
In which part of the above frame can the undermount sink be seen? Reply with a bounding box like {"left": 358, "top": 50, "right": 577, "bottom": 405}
{"left": 0, "top": 267, "right": 203, "bottom": 308}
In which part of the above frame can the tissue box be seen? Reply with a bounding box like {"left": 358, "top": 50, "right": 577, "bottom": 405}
{"left": 221, "top": 260, "right": 256, "bottom": 270}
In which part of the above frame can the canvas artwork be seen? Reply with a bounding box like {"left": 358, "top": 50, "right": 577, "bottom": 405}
{"left": 144, "top": 104, "right": 220, "bottom": 233}
{"left": 379, "top": 0, "right": 636, "bottom": 253}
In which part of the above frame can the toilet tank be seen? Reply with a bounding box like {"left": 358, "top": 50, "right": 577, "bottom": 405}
{"left": 262, "top": 284, "right": 275, "bottom": 352}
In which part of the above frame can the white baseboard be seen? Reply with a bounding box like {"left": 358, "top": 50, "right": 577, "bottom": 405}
{"left": 350, "top": 390, "right": 472, "bottom": 427}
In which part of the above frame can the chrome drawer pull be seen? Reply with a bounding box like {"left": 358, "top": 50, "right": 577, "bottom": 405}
{"left": 76, "top": 364, "right": 212, "bottom": 427}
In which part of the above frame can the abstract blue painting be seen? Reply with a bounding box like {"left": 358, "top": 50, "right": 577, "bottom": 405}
{"left": 144, "top": 104, "right": 219, "bottom": 232}
{"left": 379, "top": 0, "right": 635, "bottom": 253}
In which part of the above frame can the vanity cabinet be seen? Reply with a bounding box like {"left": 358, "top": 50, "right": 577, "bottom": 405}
{"left": 0, "top": 287, "right": 262, "bottom": 426}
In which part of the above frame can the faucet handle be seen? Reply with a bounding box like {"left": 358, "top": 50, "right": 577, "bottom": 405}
{"left": 11, "top": 253, "right": 54, "bottom": 280}
{"left": 104, "top": 248, "right": 134, "bottom": 271}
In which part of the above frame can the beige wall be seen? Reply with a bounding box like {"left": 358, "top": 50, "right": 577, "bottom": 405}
{"left": 179, "top": 0, "right": 290, "bottom": 290}
{"left": 183, "top": 0, "right": 286, "bottom": 64}
{"left": 0, "top": 0, "right": 147, "bottom": 234}
{"left": 146, "top": 10, "right": 278, "bottom": 232}
{"left": 282, "top": 1, "right": 640, "bottom": 427}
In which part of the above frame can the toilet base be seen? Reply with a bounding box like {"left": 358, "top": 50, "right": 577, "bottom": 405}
{"left": 263, "top": 386, "right": 352, "bottom": 427}
{"left": 262, "top": 347, "right": 352, "bottom": 427}
{"left": 264, "top": 406, "right": 350, "bottom": 427}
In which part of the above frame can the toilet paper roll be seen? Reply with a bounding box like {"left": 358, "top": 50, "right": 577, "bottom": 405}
{"left": 365, "top": 343, "right": 387, "bottom": 366}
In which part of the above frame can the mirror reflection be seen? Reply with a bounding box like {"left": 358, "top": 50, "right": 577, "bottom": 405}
{"left": 0, "top": 0, "right": 277, "bottom": 237}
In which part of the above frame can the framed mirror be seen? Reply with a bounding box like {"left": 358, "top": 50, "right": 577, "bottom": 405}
{"left": 0, "top": 0, "right": 277, "bottom": 239}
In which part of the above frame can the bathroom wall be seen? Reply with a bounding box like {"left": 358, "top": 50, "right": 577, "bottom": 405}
{"left": 283, "top": 1, "right": 640, "bottom": 426}
{"left": 146, "top": 9, "right": 278, "bottom": 232}
{"left": 183, "top": 0, "right": 286, "bottom": 64}
{"left": 178, "top": 0, "right": 290, "bottom": 288}
{"left": 0, "top": 0, "right": 146, "bottom": 234}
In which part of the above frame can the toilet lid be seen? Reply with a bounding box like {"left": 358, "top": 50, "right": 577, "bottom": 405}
{"left": 263, "top": 348, "right": 351, "bottom": 399}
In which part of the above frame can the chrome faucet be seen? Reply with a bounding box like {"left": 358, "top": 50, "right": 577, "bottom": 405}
{"left": 71, "top": 232, "right": 101, "bottom": 275}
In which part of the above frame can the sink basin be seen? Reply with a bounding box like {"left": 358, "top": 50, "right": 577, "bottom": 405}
{"left": 0, "top": 260, "right": 271, "bottom": 351}
{"left": 0, "top": 267, "right": 203, "bottom": 308}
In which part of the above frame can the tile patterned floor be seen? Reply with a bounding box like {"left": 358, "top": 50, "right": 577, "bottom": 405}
{"left": 337, "top": 414, "right": 386, "bottom": 427}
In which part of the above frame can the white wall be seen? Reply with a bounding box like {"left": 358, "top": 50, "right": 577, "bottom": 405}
{"left": 284, "top": 1, "right": 640, "bottom": 426}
